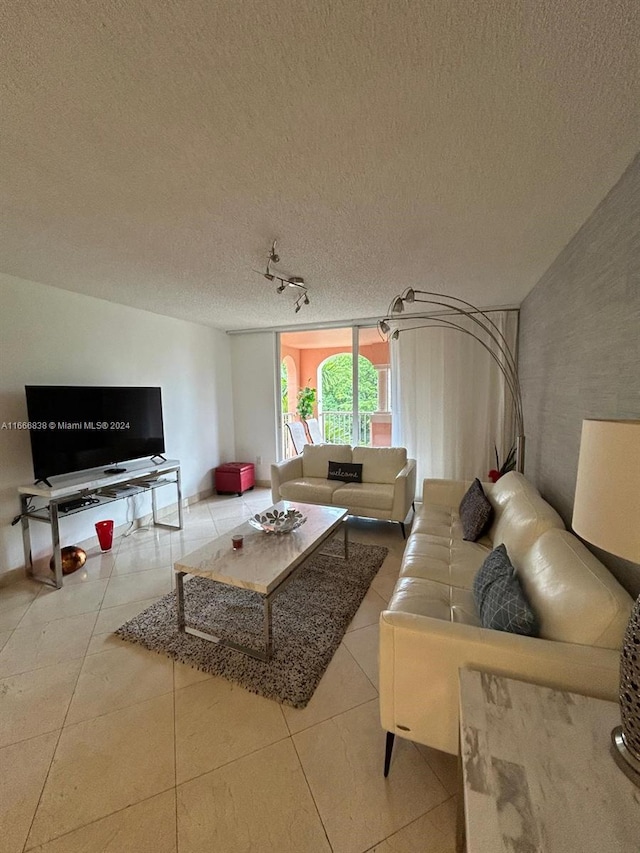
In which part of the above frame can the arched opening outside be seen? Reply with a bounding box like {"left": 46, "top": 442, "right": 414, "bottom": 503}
{"left": 317, "top": 353, "right": 378, "bottom": 444}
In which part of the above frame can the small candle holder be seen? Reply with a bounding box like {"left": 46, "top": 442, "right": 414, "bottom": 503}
{"left": 232, "top": 534, "right": 244, "bottom": 550}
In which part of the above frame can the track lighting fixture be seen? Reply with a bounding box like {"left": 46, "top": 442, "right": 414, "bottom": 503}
{"left": 254, "top": 240, "right": 310, "bottom": 312}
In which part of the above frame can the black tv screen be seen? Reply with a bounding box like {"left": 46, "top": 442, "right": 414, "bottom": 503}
{"left": 25, "top": 386, "right": 165, "bottom": 480}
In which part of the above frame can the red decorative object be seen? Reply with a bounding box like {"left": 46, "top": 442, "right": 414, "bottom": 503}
{"left": 95, "top": 520, "right": 114, "bottom": 552}
{"left": 215, "top": 462, "right": 255, "bottom": 496}
{"left": 488, "top": 469, "right": 502, "bottom": 483}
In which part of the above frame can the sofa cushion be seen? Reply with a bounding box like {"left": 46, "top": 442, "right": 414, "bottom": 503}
{"left": 473, "top": 545, "right": 539, "bottom": 636}
{"left": 459, "top": 478, "right": 493, "bottom": 541}
{"left": 279, "top": 477, "right": 344, "bottom": 504}
{"left": 491, "top": 490, "right": 564, "bottom": 567}
{"left": 333, "top": 482, "right": 394, "bottom": 511}
{"left": 388, "top": 577, "right": 481, "bottom": 627}
{"left": 487, "top": 470, "right": 539, "bottom": 510}
{"left": 400, "top": 533, "right": 489, "bottom": 590}
{"left": 327, "top": 461, "right": 363, "bottom": 483}
{"left": 352, "top": 446, "right": 407, "bottom": 485}
{"left": 302, "top": 444, "right": 351, "bottom": 479}
{"left": 519, "top": 529, "right": 634, "bottom": 649}
{"left": 411, "top": 506, "right": 459, "bottom": 538}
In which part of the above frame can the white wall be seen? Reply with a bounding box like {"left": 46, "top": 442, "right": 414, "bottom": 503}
{"left": 230, "top": 333, "right": 278, "bottom": 483}
{"left": 0, "top": 274, "right": 235, "bottom": 576}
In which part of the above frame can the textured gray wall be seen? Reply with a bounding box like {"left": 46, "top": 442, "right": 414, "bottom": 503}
{"left": 519, "top": 153, "right": 640, "bottom": 596}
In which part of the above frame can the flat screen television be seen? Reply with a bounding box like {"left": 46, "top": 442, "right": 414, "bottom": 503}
{"left": 25, "top": 386, "right": 165, "bottom": 482}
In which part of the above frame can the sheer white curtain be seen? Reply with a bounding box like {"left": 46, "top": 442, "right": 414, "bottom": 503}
{"left": 391, "top": 311, "right": 518, "bottom": 495}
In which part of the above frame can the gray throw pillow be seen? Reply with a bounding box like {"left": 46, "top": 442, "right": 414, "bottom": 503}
{"left": 473, "top": 545, "right": 538, "bottom": 636}
{"left": 459, "top": 478, "right": 493, "bottom": 541}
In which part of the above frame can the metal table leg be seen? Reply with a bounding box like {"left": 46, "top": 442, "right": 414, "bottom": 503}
{"left": 263, "top": 595, "right": 273, "bottom": 660}
{"left": 176, "top": 572, "right": 275, "bottom": 661}
{"left": 21, "top": 495, "right": 33, "bottom": 579}
{"left": 152, "top": 469, "right": 184, "bottom": 531}
{"left": 344, "top": 518, "right": 349, "bottom": 560}
{"left": 50, "top": 502, "right": 63, "bottom": 589}
{"left": 176, "top": 571, "right": 186, "bottom": 631}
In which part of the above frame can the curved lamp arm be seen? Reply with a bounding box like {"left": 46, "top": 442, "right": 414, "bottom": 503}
{"left": 398, "top": 289, "right": 519, "bottom": 384}
{"left": 379, "top": 306, "right": 525, "bottom": 472}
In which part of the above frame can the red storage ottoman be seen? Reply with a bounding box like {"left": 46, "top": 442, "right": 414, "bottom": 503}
{"left": 215, "top": 462, "right": 255, "bottom": 497}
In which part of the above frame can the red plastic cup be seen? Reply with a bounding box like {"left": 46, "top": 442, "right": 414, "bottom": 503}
{"left": 95, "top": 520, "right": 114, "bottom": 552}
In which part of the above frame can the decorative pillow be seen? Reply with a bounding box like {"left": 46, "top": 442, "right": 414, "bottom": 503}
{"left": 473, "top": 545, "right": 539, "bottom": 636}
{"left": 473, "top": 544, "right": 511, "bottom": 604}
{"left": 459, "top": 478, "right": 494, "bottom": 541}
{"left": 327, "top": 461, "right": 363, "bottom": 483}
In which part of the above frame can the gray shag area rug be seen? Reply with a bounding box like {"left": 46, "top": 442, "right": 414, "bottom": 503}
{"left": 116, "top": 541, "right": 388, "bottom": 708}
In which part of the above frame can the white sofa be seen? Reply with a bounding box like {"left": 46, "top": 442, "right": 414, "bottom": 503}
{"left": 379, "top": 472, "right": 634, "bottom": 764}
{"left": 271, "top": 444, "right": 417, "bottom": 536}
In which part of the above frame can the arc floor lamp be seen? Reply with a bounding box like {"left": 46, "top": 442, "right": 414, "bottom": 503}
{"left": 378, "top": 288, "right": 525, "bottom": 472}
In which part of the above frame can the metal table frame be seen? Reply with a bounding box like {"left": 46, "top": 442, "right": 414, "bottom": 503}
{"left": 176, "top": 517, "right": 349, "bottom": 662}
{"left": 19, "top": 462, "right": 183, "bottom": 589}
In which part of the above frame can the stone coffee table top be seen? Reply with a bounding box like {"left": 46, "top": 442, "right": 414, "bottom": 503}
{"left": 174, "top": 501, "right": 348, "bottom": 595}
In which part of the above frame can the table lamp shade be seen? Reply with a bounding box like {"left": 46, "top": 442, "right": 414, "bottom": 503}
{"left": 572, "top": 419, "right": 640, "bottom": 563}
{"left": 573, "top": 419, "right": 640, "bottom": 786}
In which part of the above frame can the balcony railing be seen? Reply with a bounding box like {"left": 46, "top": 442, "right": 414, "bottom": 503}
{"left": 320, "top": 411, "right": 375, "bottom": 446}
{"left": 282, "top": 411, "right": 384, "bottom": 458}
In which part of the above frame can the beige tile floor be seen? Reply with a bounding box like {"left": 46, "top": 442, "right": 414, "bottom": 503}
{"left": 0, "top": 488, "right": 458, "bottom": 853}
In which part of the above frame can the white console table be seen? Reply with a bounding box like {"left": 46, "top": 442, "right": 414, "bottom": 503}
{"left": 18, "top": 458, "right": 183, "bottom": 588}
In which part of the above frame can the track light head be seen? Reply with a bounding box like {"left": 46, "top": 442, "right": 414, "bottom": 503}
{"left": 379, "top": 320, "right": 390, "bottom": 335}
{"left": 391, "top": 329, "right": 400, "bottom": 340}
{"left": 404, "top": 288, "right": 415, "bottom": 303}
{"left": 391, "top": 296, "right": 405, "bottom": 314}
{"left": 258, "top": 239, "right": 310, "bottom": 312}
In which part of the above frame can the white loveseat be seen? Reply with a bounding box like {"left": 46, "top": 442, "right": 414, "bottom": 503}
{"left": 379, "top": 472, "right": 634, "bottom": 761}
{"left": 271, "top": 444, "right": 416, "bottom": 536}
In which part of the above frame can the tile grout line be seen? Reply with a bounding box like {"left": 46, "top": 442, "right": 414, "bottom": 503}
{"left": 372, "top": 792, "right": 458, "bottom": 851}
{"left": 19, "top": 609, "right": 99, "bottom": 853}
{"left": 175, "top": 732, "right": 292, "bottom": 789}
{"left": 284, "top": 694, "right": 379, "bottom": 738}
{"left": 289, "top": 732, "right": 335, "bottom": 853}
{"left": 341, "top": 633, "right": 380, "bottom": 694}
{"left": 20, "top": 785, "right": 179, "bottom": 853}
{"left": 172, "top": 657, "right": 179, "bottom": 853}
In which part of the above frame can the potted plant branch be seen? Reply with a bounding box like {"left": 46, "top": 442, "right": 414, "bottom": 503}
{"left": 296, "top": 383, "right": 317, "bottom": 422}
{"left": 488, "top": 444, "right": 516, "bottom": 483}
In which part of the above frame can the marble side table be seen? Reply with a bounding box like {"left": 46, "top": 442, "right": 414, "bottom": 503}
{"left": 458, "top": 669, "right": 640, "bottom": 852}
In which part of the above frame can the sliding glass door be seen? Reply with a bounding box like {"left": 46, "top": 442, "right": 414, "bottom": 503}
{"left": 278, "top": 326, "right": 392, "bottom": 458}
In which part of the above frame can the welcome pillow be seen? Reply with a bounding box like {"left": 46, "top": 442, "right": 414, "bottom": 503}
{"left": 327, "top": 461, "right": 363, "bottom": 483}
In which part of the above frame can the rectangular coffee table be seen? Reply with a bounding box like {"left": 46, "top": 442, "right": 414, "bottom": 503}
{"left": 173, "top": 501, "right": 348, "bottom": 661}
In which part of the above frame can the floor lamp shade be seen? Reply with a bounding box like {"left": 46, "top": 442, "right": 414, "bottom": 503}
{"left": 572, "top": 419, "right": 640, "bottom": 786}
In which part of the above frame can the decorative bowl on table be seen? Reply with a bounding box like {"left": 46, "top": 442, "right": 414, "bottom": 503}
{"left": 249, "top": 508, "right": 306, "bottom": 535}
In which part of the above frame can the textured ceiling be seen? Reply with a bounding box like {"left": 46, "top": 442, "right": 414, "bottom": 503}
{"left": 1, "top": 1, "right": 639, "bottom": 331}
